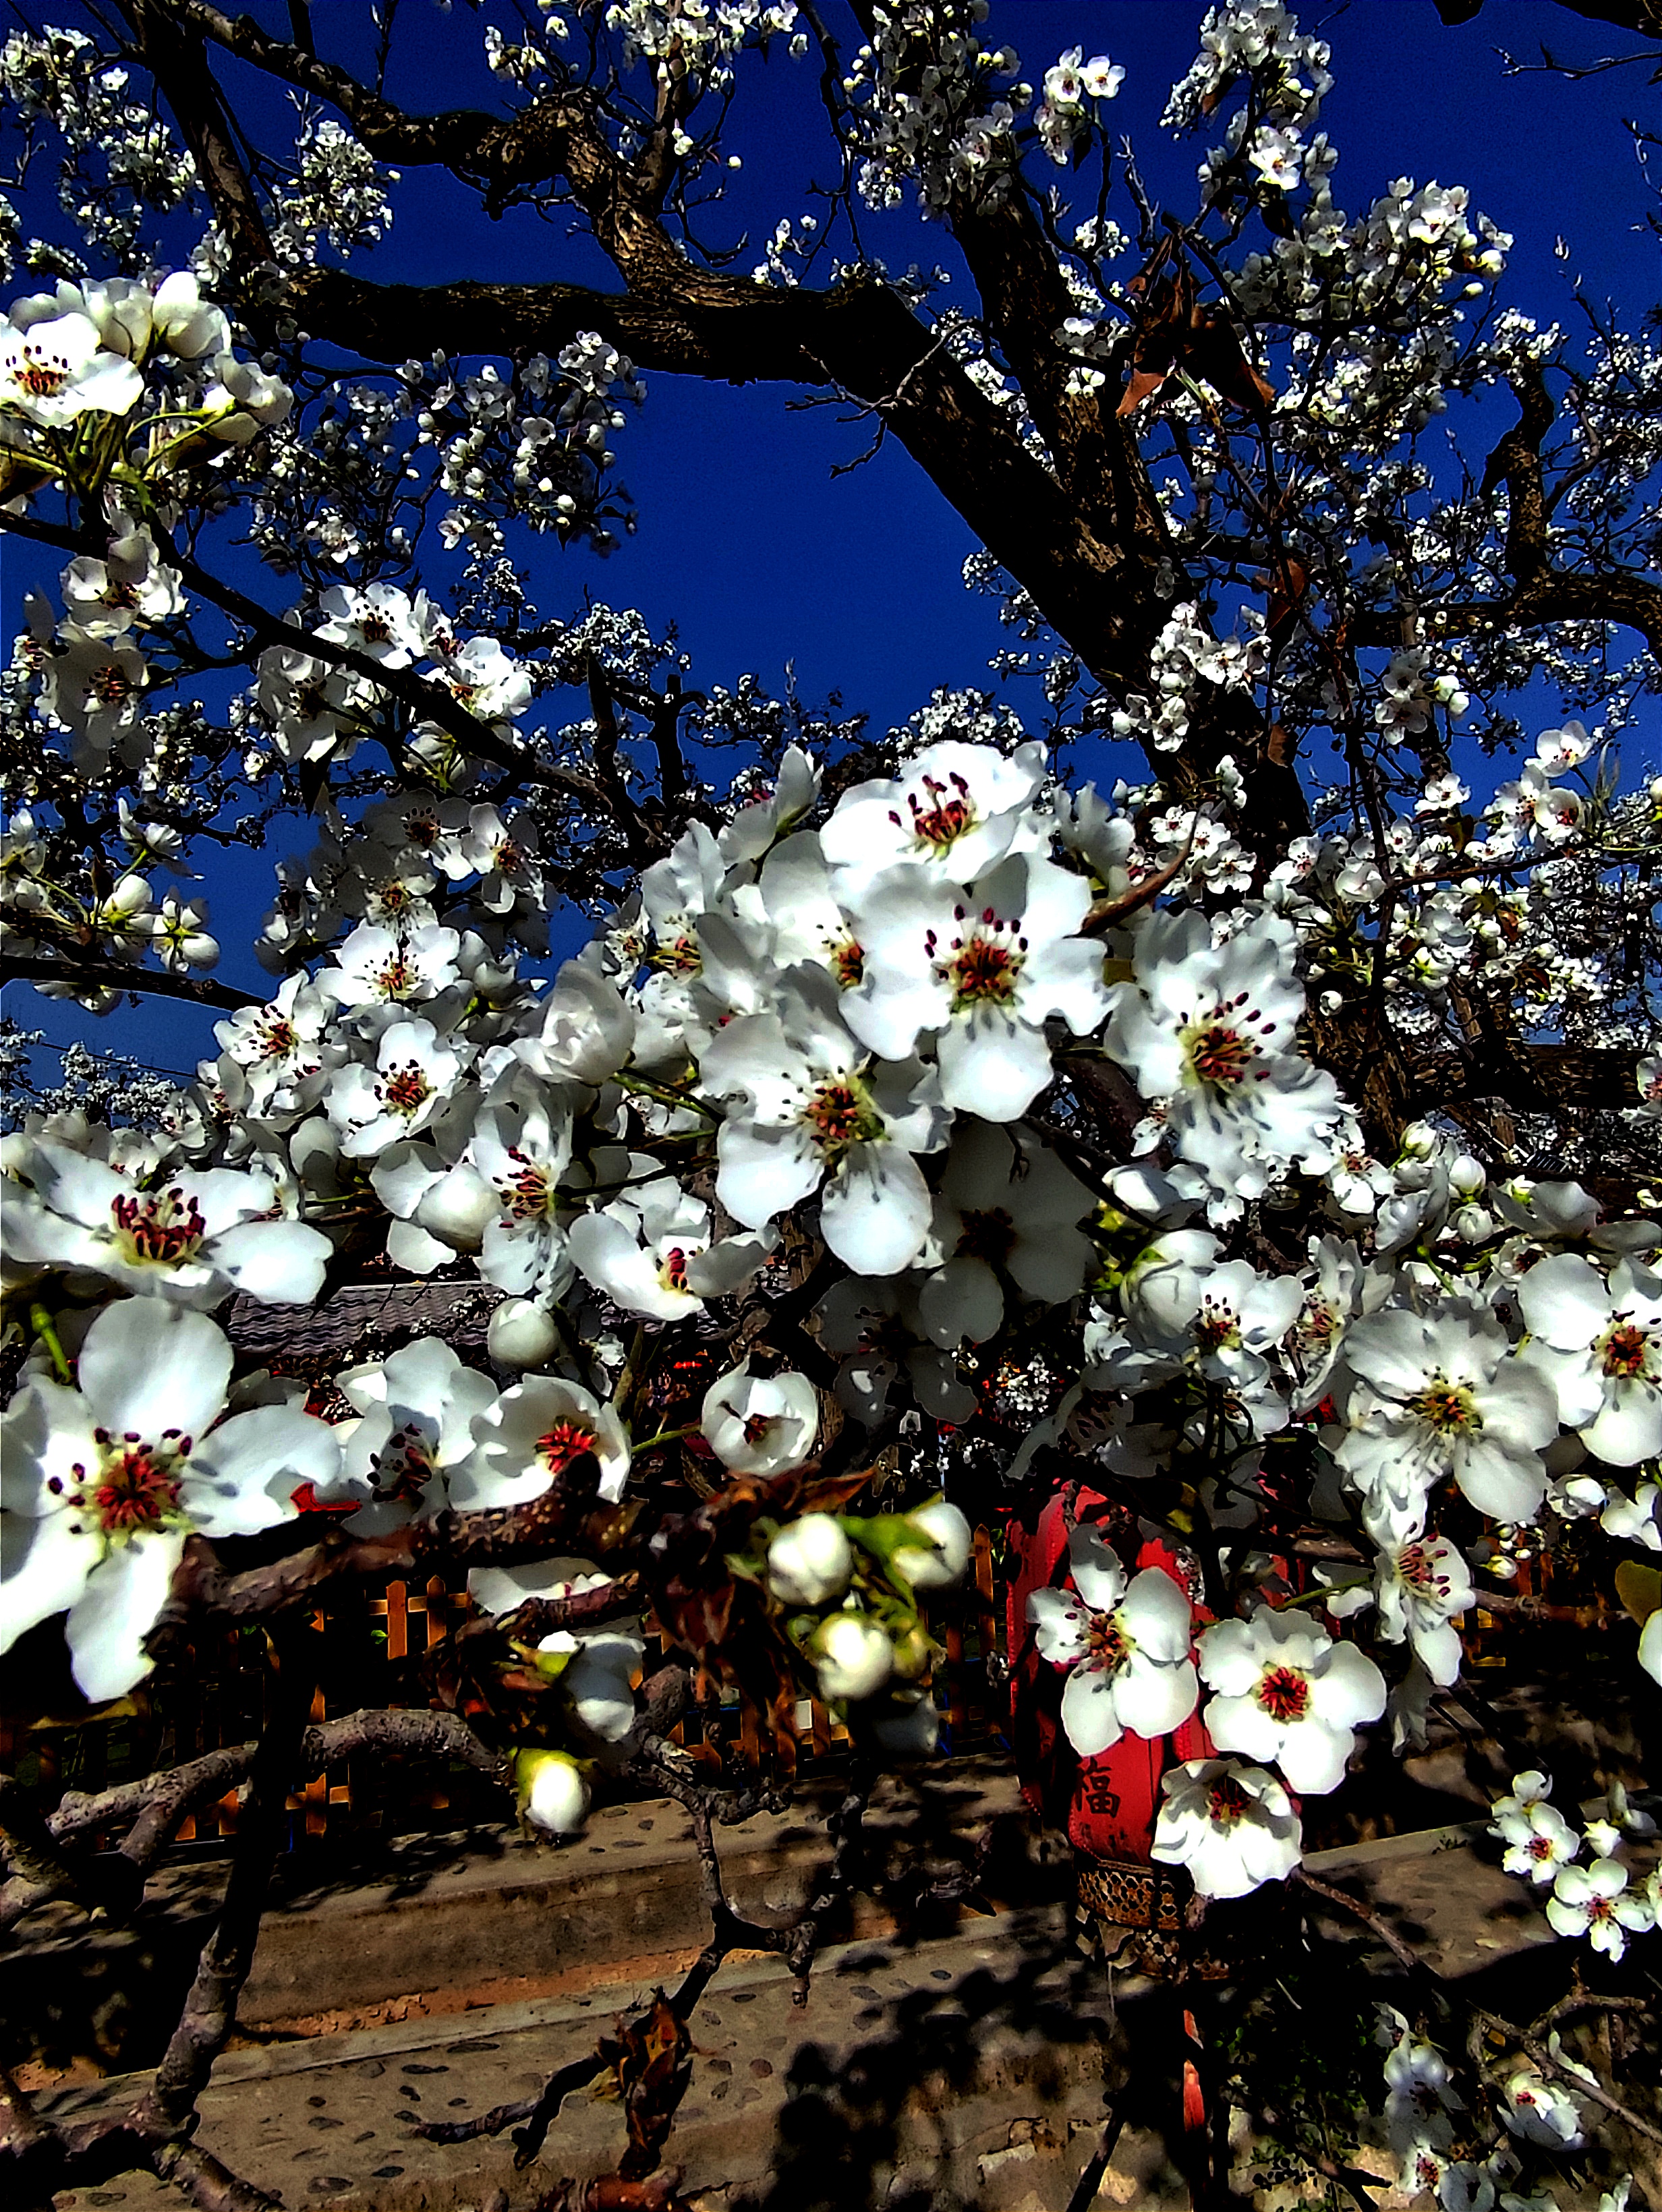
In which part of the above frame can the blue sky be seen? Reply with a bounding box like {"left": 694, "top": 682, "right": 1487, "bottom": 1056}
{"left": 3, "top": 0, "right": 1658, "bottom": 1088}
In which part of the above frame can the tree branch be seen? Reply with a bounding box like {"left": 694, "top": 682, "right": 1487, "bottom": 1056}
{"left": 135, "top": 1632, "right": 317, "bottom": 2137}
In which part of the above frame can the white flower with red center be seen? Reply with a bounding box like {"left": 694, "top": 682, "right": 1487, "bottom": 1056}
{"left": 213, "top": 974, "right": 331, "bottom": 1117}
{"left": 1494, "top": 1800, "right": 1578, "bottom": 1886}
{"left": 1334, "top": 1304, "right": 1557, "bottom": 1536}
{"left": 327, "top": 1018, "right": 466, "bottom": 1157}
{"left": 0, "top": 1300, "right": 337, "bottom": 1701}
{"left": 569, "top": 1177, "right": 773, "bottom": 1322}
{"left": 469, "top": 1376, "right": 631, "bottom": 1507}
{"left": 333, "top": 1337, "right": 500, "bottom": 1532}
{"left": 641, "top": 821, "right": 726, "bottom": 977}
{"left": 63, "top": 521, "right": 183, "bottom": 637}
{"left": 1169, "top": 1256, "right": 1305, "bottom": 1393}
{"left": 1151, "top": 1758, "right": 1302, "bottom": 1899}
{"left": 463, "top": 805, "right": 544, "bottom": 916}
{"left": 466, "top": 1078, "right": 575, "bottom": 1298}
{"left": 2, "top": 1138, "right": 330, "bottom": 1308}
{"left": 1501, "top": 2070, "right": 1584, "bottom": 2152}
{"left": 1026, "top": 1523, "right": 1198, "bottom": 1756}
{"left": 842, "top": 851, "right": 1108, "bottom": 1121}
{"left": 819, "top": 739, "right": 1047, "bottom": 896}
{"left": 0, "top": 310, "right": 144, "bottom": 427}
{"left": 428, "top": 634, "right": 532, "bottom": 728}
{"left": 698, "top": 967, "right": 948, "bottom": 1277}
{"left": 1518, "top": 1254, "right": 1662, "bottom": 1468}
{"left": 316, "top": 582, "right": 426, "bottom": 669}
{"left": 1288, "top": 1233, "right": 1381, "bottom": 1411}
{"left": 1105, "top": 910, "right": 1343, "bottom": 1211}
{"left": 1197, "top": 1607, "right": 1385, "bottom": 1795}
{"left": 702, "top": 1360, "right": 819, "bottom": 1476}
{"left": 1546, "top": 1857, "right": 1655, "bottom": 1961}
{"left": 322, "top": 921, "right": 462, "bottom": 1011}
{"left": 1375, "top": 1532, "right": 1474, "bottom": 1685}
{"left": 915, "top": 1119, "right": 1095, "bottom": 1349}
{"left": 41, "top": 625, "right": 148, "bottom": 763}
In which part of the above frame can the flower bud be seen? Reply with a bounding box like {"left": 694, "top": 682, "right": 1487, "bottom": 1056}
{"left": 1397, "top": 1120, "right": 1438, "bottom": 1163}
{"left": 766, "top": 1513, "right": 854, "bottom": 1608}
{"left": 416, "top": 1163, "right": 495, "bottom": 1250}
{"left": 515, "top": 1749, "right": 590, "bottom": 1836}
{"left": 1449, "top": 1154, "right": 1487, "bottom": 1198}
{"left": 890, "top": 1498, "right": 971, "bottom": 1591}
{"left": 812, "top": 1612, "right": 894, "bottom": 1702}
{"left": 488, "top": 1298, "right": 561, "bottom": 1370}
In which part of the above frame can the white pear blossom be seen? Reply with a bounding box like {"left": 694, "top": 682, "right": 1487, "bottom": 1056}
{"left": 1105, "top": 910, "right": 1344, "bottom": 1211}
{"left": 1027, "top": 1523, "right": 1198, "bottom": 1756}
{"left": 470, "top": 1374, "right": 631, "bottom": 1505}
{"left": 1197, "top": 1607, "right": 1385, "bottom": 1794}
{"left": 0, "top": 1301, "right": 337, "bottom": 1699}
{"left": 1518, "top": 1254, "right": 1662, "bottom": 1467}
{"left": 0, "top": 309, "right": 143, "bottom": 426}
{"left": 333, "top": 1337, "right": 499, "bottom": 1531}
{"left": 702, "top": 1360, "right": 818, "bottom": 1475}
{"left": 326, "top": 1018, "right": 466, "bottom": 1157}
{"left": 819, "top": 739, "right": 1046, "bottom": 896}
{"left": 568, "top": 1175, "right": 772, "bottom": 1321}
{"left": 842, "top": 851, "right": 1108, "bottom": 1119}
{"left": 1375, "top": 1532, "right": 1474, "bottom": 1685}
{"left": 917, "top": 1119, "right": 1095, "bottom": 1348}
{"left": 766, "top": 1511, "right": 855, "bottom": 1606}
{"left": 1151, "top": 1758, "right": 1302, "bottom": 1898}
{"left": 1382, "top": 2018, "right": 1463, "bottom": 2155}
{"left": 1501, "top": 2071, "right": 1584, "bottom": 2152}
{"left": 1494, "top": 1800, "right": 1579, "bottom": 1886}
{"left": 2, "top": 1142, "right": 330, "bottom": 1308}
{"left": 699, "top": 966, "right": 948, "bottom": 1276}
{"left": 1335, "top": 1304, "right": 1557, "bottom": 1534}
{"left": 1545, "top": 1857, "right": 1655, "bottom": 1961}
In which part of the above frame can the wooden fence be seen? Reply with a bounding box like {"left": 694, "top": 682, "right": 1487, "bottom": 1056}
{"left": 7, "top": 1527, "right": 1601, "bottom": 1855}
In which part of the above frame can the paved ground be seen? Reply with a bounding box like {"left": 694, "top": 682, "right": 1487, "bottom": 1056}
{"left": 19, "top": 1772, "right": 1659, "bottom": 2212}
{"left": 42, "top": 1906, "right": 1207, "bottom": 2212}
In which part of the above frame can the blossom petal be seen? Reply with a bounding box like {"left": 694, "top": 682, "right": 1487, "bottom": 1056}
{"left": 78, "top": 1300, "right": 231, "bottom": 1443}
{"left": 1060, "top": 1660, "right": 1126, "bottom": 1756}
{"left": 63, "top": 1530, "right": 185, "bottom": 1701}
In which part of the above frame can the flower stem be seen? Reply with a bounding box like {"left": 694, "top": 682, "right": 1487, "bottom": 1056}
{"left": 28, "top": 1304, "right": 72, "bottom": 1385}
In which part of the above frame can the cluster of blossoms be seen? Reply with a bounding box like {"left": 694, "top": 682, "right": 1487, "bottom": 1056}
{"left": 1031, "top": 47, "right": 1124, "bottom": 167}
{"left": 1489, "top": 1770, "right": 1659, "bottom": 1964}
{"left": 843, "top": 0, "right": 1027, "bottom": 215}
{"left": 1162, "top": 0, "right": 1334, "bottom": 200}
{"left": 1107, "top": 601, "right": 1270, "bottom": 757}
{"left": 0, "top": 2, "right": 1658, "bottom": 2194}
{"left": 0, "top": 269, "right": 291, "bottom": 513}
{"left": 1374, "top": 2004, "right": 1641, "bottom": 2204}
{"left": 5, "top": 727, "right": 1660, "bottom": 1882}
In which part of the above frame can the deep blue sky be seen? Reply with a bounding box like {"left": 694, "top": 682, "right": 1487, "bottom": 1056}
{"left": 3, "top": 0, "right": 1659, "bottom": 1089}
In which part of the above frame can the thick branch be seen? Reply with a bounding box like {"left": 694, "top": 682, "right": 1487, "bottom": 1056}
{"left": 1, "top": 954, "right": 259, "bottom": 1013}
{"left": 155, "top": 1474, "right": 629, "bottom": 1630}
{"left": 135, "top": 1635, "right": 316, "bottom": 2136}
